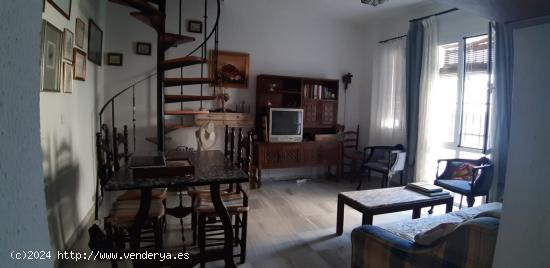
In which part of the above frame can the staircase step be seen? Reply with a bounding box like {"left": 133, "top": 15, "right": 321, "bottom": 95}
{"left": 130, "top": 12, "right": 165, "bottom": 31}
{"left": 165, "top": 124, "right": 195, "bottom": 133}
{"left": 110, "top": 0, "right": 161, "bottom": 16}
{"left": 145, "top": 136, "right": 172, "bottom": 144}
{"left": 160, "top": 56, "right": 207, "bottom": 70}
{"left": 164, "top": 78, "right": 215, "bottom": 87}
{"left": 160, "top": 33, "right": 195, "bottom": 51}
{"left": 165, "top": 110, "right": 210, "bottom": 116}
{"left": 165, "top": 95, "right": 216, "bottom": 103}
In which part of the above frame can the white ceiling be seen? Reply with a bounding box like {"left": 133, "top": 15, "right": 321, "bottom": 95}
{"left": 318, "top": 0, "right": 429, "bottom": 23}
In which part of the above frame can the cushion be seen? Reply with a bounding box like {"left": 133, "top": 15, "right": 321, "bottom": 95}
{"left": 109, "top": 199, "right": 165, "bottom": 227}
{"left": 414, "top": 222, "right": 460, "bottom": 245}
{"left": 381, "top": 202, "right": 502, "bottom": 242}
{"left": 363, "top": 162, "right": 389, "bottom": 172}
{"left": 451, "top": 163, "right": 474, "bottom": 180}
{"left": 435, "top": 179, "right": 472, "bottom": 195}
{"left": 195, "top": 193, "right": 248, "bottom": 214}
{"left": 475, "top": 208, "right": 502, "bottom": 219}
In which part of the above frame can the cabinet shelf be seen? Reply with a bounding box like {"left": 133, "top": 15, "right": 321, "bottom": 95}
{"left": 264, "top": 90, "right": 301, "bottom": 95}
{"left": 256, "top": 74, "right": 339, "bottom": 137}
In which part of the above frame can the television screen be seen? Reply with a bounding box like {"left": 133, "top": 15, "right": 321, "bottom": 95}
{"left": 271, "top": 110, "right": 302, "bottom": 135}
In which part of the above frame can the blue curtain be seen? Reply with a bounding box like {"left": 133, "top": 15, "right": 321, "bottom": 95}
{"left": 404, "top": 21, "right": 424, "bottom": 183}
{"left": 490, "top": 21, "right": 513, "bottom": 201}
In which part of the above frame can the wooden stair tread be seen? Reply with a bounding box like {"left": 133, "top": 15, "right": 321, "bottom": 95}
{"left": 130, "top": 12, "right": 165, "bottom": 31}
{"left": 160, "top": 33, "right": 195, "bottom": 51}
{"left": 164, "top": 78, "right": 215, "bottom": 87}
{"left": 145, "top": 136, "right": 172, "bottom": 144}
{"left": 165, "top": 95, "right": 216, "bottom": 103}
{"left": 110, "top": 0, "right": 161, "bottom": 16}
{"left": 165, "top": 110, "right": 210, "bottom": 115}
{"left": 160, "top": 56, "right": 207, "bottom": 70}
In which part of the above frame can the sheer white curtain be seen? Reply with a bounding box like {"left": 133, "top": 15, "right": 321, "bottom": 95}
{"left": 369, "top": 38, "right": 407, "bottom": 146}
{"left": 415, "top": 17, "right": 441, "bottom": 182}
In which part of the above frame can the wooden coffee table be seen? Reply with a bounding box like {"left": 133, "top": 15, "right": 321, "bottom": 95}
{"left": 336, "top": 187, "right": 454, "bottom": 235}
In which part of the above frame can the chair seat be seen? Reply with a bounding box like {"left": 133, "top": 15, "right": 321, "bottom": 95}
{"left": 363, "top": 162, "right": 389, "bottom": 172}
{"left": 195, "top": 193, "right": 248, "bottom": 214}
{"left": 435, "top": 179, "right": 472, "bottom": 195}
{"left": 187, "top": 185, "right": 233, "bottom": 196}
{"left": 108, "top": 199, "right": 165, "bottom": 227}
{"left": 117, "top": 188, "right": 168, "bottom": 201}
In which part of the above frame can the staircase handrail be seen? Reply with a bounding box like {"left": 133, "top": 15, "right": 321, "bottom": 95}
{"left": 185, "top": 0, "right": 221, "bottom": 58}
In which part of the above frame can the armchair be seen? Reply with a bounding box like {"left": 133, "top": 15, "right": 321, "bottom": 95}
{"left": 356, "top": 144, "right": 406, "bottom": 190}
{"left": 434, "top": 157, "right": 494, "bottom": 208}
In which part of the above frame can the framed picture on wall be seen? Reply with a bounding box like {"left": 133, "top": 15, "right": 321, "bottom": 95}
{"left": 136, "top": 42, "right": 151, "bottom": 55}
{"left": 63, "top": 62, "right": 73, "bottom": 93}
{"left": 88, "top": 19, "right": 103, "bottom": 65}
{"left": 47, "top": 0, "right": 72, "bottom": 20}
{"left": 63, "top": 28, "right": 74, "bottom": 62}
{"left": 107, "top": 53, "right": 123, "bottom": 66}
{"left": 41, "top": 20, "right": 63, "bottom": 92}
{"left": 210, "top": 51, "right": 250, "bottom": 89}
{"left": 73, "top": 48, "right": 86, "bottom": 81}
{"left": 75, "top": 18, "right": 85, "bottom": 49}
{"left": 188, "top": 20, "right": 202, "bottom": 33}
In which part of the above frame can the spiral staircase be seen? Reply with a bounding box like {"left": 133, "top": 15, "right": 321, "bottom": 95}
{"left": 100, "top": 0, "right": 221, "bottom": 152}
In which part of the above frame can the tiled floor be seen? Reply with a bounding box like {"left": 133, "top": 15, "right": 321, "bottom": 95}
{"left": 60, "top": 175, "right": 454, "bottom": 268}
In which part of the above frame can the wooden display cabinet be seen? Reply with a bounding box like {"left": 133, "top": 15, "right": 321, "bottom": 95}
{"left": 254, "top": 74, "right": 342, "bottom": 181}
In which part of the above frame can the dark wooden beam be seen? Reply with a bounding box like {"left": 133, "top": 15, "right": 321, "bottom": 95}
{"left": 436, "top": 0, "right": 550, "bottom": 23}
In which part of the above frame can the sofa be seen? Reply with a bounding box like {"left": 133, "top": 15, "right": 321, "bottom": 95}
{"left": 351, "top": 202, "right": 502, "bottom": 268}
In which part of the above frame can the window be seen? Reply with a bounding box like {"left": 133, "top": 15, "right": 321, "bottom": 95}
{"left": 438, "top": 34, "right": 492, "bottom": 153}
{"left": 459, "top": 35, "right": 491, "bottom": 150}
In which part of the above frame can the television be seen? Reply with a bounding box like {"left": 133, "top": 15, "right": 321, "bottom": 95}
{"left": 269, "top": 108, "right": 304, "bottom": 143}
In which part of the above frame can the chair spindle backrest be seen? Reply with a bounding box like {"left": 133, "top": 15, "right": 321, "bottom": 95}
{"left": 343, "top": 125, "right": 360, "bottom": 152}
{"left": 96, "top": 124, "right": 114, "bottom": 189}
{"left": 113, "top": 125, "right": 129, "bottom": 171}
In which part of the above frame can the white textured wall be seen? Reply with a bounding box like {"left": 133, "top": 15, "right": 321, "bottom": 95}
{"left": 358, "top": 2, "right": 488, "bottom": 148}
{"left": 493, "top": 19, "right": 550, "bottom": 268}
{"left": 41, "top": 0, "right": 106, "bottom": 252}
{"left": 103, "top": 0, "right": 365, "bottom": 179}
{"left": 0, "top": 1, "right": 53, "bottom": 267}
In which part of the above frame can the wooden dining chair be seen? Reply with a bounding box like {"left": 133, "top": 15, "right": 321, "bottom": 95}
{"left": 96, "top": 125, "right": 165, "bottom": 257}
{"left": 342, "top": 125, "right": 362, "bottom": 177}
{"left": 193, "top": 129, "right": 253, "bottom": 266}
{"left": 112, "top": 125, "right": 168, "bottom": 203}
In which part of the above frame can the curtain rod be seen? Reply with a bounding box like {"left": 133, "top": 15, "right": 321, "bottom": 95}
{"left": 379, "top": 34, "right": 407, "bottom": 44}
{"left": 409, "top": 8, "right": 459, "bottom": 22}
{"left": 378, "top": 8, "right": 460, "bottom": 45}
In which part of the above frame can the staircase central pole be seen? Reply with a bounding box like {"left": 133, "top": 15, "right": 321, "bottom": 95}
{"left": 157, "top": 0, "right": 167, "bottom": 152}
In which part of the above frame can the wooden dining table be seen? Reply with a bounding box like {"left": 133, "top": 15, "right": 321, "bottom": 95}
{"left": 104, "top": 150, "right": 248, "bottom": 268}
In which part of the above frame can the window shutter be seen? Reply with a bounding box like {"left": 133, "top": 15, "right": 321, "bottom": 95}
{"left": 465, "top": 37, "right": 489, "bottom": 73}
{"left": 440, "top": 43, "right": 459, "bottom": 75}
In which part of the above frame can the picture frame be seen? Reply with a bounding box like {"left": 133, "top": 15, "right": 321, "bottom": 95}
{"left": 136, "top": 42, "right": 152, "bottom": 55}
{"left": 75, "top": 18, "right": 85, "bottom": 49}
{"left": 73, "top": 48, "right": 87, "bottom": 81}
{"left": 63, "top": 62, "right": 73, "bottom": 93}
{"left": 188, "top": 20, "right": 203, "bottom": 34}
{"left": 210, "top": 51, "right": 250, "bottom": 89}
{"left": 47, "top": 0, "right": 72, "bottom": 20}
{"left": 41, "top": 20, "right": 63, "bottom": 92}
{"left": 107, "top": 53, "right": 123, "bottom": 66}
{"left": 88, "top": 19, "right": 103, "bottom": 65}
{"left": 63, "top": 28, "right": 74, "bottom": 62}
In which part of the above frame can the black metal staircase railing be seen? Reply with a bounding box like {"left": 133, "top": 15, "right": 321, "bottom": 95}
{"left": 98, "top": 0, "right": 221, "bottom": 153}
